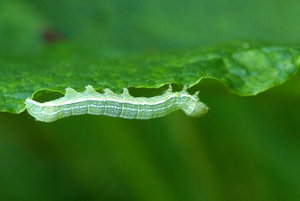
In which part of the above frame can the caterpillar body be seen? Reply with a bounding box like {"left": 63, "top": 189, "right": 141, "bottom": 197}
{"left": 25, "top": 85, "right": 208, "bottom": 122}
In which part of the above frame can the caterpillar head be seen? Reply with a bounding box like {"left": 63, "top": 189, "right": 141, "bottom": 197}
{"left": 188, "top": 101, "right": 208, "bottom": 117}
{"left": 181, "top": 91, "right": 208, "bottom": 117}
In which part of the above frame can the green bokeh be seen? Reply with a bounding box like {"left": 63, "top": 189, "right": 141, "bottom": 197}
{"left": 1, "top": 75, "right": 299, "bottom": 201}
{"left": 0, "top": 0, "right": 299, "bottom": 201}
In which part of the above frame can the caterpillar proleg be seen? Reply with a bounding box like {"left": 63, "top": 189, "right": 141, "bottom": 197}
{"left": 25, "top": 85, "right": 208, "bottom": 122}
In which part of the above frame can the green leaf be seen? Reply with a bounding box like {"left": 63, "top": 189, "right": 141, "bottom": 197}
{"left": 0, "top": 42, "right": 299, "bottom": 114}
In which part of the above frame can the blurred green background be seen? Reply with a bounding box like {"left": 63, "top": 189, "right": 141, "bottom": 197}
{"left": 0, "top": 0, "right": 299, "bottom": 201}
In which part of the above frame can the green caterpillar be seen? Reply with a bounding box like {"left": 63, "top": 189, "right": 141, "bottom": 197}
{"left": 25, "top": 85, "right": 208, "bottom": 122}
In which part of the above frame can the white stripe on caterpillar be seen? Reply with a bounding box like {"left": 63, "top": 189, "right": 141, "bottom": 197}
{"left": 25, "top": 85, "right": 208, "bottom": 122}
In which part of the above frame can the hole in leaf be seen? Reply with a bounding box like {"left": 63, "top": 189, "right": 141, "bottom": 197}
{"left": 128, "top": 84, "right": 181, "bottom": 97}
{"left": 32, "top": 90, "right": 64, "bottom": 103}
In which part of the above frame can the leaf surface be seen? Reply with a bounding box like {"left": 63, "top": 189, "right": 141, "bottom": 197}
{"left": 1, "top": 42, "right": 299, "bottom": 113}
